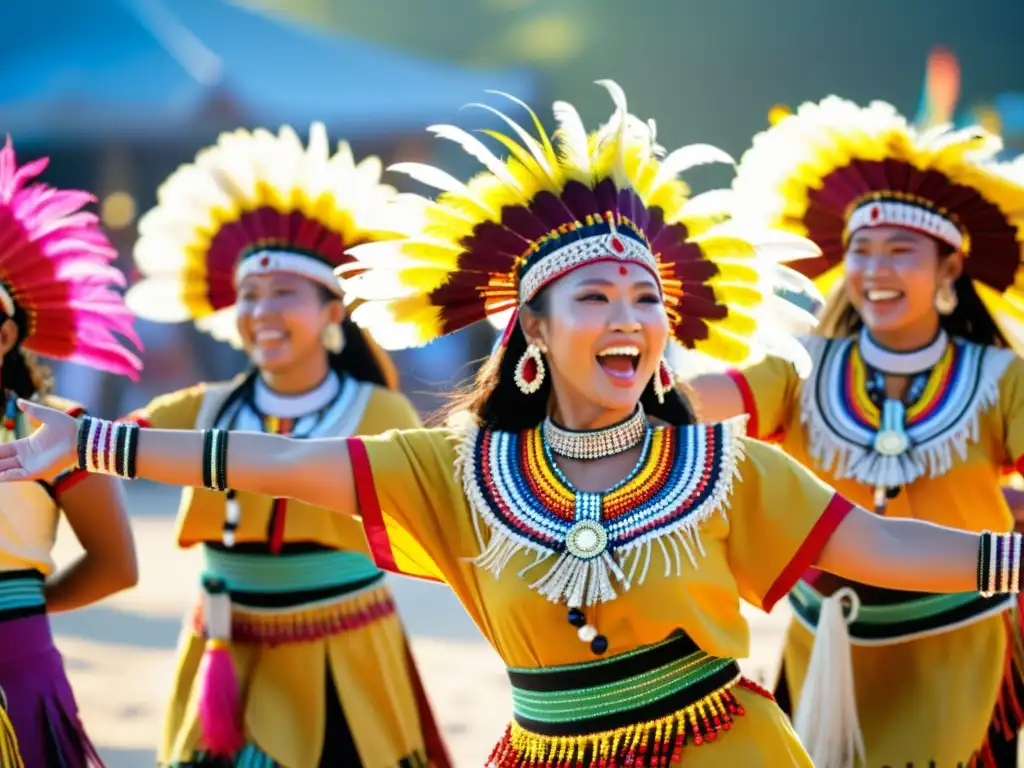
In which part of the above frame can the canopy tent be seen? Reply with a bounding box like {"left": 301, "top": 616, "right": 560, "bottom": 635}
{"left": 0, "top": 0, "right": 539, "bottom": 145}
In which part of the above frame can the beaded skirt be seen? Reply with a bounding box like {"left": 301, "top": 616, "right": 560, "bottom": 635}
{"left": 161, "top": 545, "right": 448, "bottom": 768}
{"left": 488, "top": 630, "right": 808, "bottom": 767}
{"left": 0, "top": 570, "right": 105, "bottom": 768}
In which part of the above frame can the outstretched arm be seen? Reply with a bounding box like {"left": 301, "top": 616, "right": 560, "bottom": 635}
{"left": 816, "top": 505, "right": 983, "bottom": 593}
{"left": 0, "top": 400, "right": 357, "bottom": 513}
{"left": 46, "top": 474, "right": 138, "bottom": 612}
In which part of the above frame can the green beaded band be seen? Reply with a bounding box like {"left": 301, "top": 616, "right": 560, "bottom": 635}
{"left": 790, "top": 580, "right": 1012, "bottom": 644}
{"left": 510, "top": 650, "right": 735, "bottom": 724}
{"left": 505, "top": 632, "right": 740, "bottom": 736}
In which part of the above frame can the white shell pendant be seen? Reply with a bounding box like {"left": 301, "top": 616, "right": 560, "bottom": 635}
{"left": 873, "top": 399, "right": 909, "bottom": 457}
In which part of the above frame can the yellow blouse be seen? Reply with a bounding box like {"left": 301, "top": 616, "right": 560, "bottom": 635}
{"left": 348, "top": 415, "right": 851, "bottom": 670}
{"left": 0, "top": 395, "right": 89, "bottom": 574}
{"left": 125, "top": 378, "right": 422, "bottom": 551}
{"left": 730, "top": 335, "right": 1024, "bottom": 532}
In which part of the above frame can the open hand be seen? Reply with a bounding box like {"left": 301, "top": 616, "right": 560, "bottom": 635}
{"left": 0, "top": 400, "right": 78, "bottom": 482}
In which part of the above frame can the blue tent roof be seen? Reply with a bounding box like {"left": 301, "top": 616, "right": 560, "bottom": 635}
{"left": 0, "top": 0, "right": 538, "bottom": 145}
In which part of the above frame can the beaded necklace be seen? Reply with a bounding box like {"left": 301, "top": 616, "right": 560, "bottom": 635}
{"left": 799, "top": 334, "right": 1014, "bottom": 493}
{"left": 456, "top": 414, "right": 747, "bottom": 656}
{"left": 542, "top": 405, "right": 648, "bottom": 460}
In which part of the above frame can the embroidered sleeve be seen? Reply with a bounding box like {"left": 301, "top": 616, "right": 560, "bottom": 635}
{"left": 726, "top": 437, "right": 853, "bottom": 612}
{"left": 725, "top": 354, "right": 801, "bottom": 441}
{"left": 348, "top": 427, "right": 473, "bottom": 585}
{"left": 119, "top": 384, "right": 206, "bottom": 429}
{"left": 998, "top": 356, "right": 1024, "bottom": 471}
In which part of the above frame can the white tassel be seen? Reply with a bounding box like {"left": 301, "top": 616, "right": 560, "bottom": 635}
{"left": 202, "top": 576, "right": 232, "bottom": 643}
{"left": 793, "top": 587, "right": 865, "bottom": 768}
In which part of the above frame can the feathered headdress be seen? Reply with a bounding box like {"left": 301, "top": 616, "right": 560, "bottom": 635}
{"left": 732, "top": 96, "right": 1024, "bottom": 350}
{"left": 342, "top": 81, "right": 823, "bottom": 375}
{"left": 0, "top": 138, "right": 141, "bottom": 379}
{"left": 127, "top": 122, "right": 398, "bottom": 347}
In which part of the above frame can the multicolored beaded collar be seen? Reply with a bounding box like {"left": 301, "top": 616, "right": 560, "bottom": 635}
{"left": 455, "top": 415, "right": 746, "bottom": 599}
{"left": 799, "top": 335, "right": 1014, "bottom": 487}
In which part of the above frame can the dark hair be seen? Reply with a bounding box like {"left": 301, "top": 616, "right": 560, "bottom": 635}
{"left": 313, "top": 285, "right": 393, "bottom": 389}
{"left": 816, "top": 240, "right": 1008, "bottom": 348}
{"left": 2, "top": 302, "right": 51, "bottom": 401}
{"left": 435, "top": 289, "right": 695, "bottom": 432}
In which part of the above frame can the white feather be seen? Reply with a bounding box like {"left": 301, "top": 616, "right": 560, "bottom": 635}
{"left": 387, "top": 162, "right": 495, "bottom": 216}
{"left": 427, "top": 124, "right": 525, "bottom": 193}
{"left": 764, "top": 294, "right": 820, "bottom": 335}
{"left": 350, "top": 303, "right": 430, "bottom": 351}
{"left": 594, "top": 79, "right": 631, "bottom": 183}
{"left": 552, "top": 100, "right": 590, "bottom": 174}
{"left": 481, "top": 91, "right": 558, "bottom": 178}
{"left": 770, "top": 264, "right": 826, "bottom": 304}
{"left": 678, "top": 189, "right": 735, "bottom": 220}
{"left": 648, "top": 144, "right": 735, "bottom": 193}
{"left": 344, "top": 238, "right": 461, "bottom": 270}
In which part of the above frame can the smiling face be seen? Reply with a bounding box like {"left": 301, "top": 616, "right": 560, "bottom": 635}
{"left": 519, "top": 260, "right": 668, "bottom": 424}
{"left": 844, "top": 226, "right": 962, "bottom": 346}
{"left": 235, "top": 272, "right": 342, "bottom": 374}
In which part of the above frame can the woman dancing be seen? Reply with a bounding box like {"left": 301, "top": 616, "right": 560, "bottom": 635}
{"left": 121, "top": 123, "right": 449, "bottom": 767}
{"left": 1, "top": 84, "right": 1022, "bottom": 767}
{"left": 0, "top": 138, "right": 142, "bottom": 766}
{"left": 683, "top": 96, "right": 1024, "bottom": 766}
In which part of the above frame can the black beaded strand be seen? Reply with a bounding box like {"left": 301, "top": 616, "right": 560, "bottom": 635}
{"left": 201, "top": 429, "right": 215, "bottom": 489}
{"left": 567, "top": 607, "right": 608, "bottom": 656}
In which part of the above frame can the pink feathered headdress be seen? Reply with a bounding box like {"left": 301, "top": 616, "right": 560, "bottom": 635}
{"left": 0, "top": 137, "right": 142, "bottom": 379}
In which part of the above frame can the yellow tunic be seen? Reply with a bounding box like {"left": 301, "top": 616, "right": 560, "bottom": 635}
{"left": 732, "top": 335, "right": 1024, "bottom": 767}
{"left": 125, "top": 378, "right": 448, "bottom": 768}
{"left": 0, "top": 395, "right": 89, "bottom": 575}
{"left": 348, "top": 415, "right": 853, "bottom": 766}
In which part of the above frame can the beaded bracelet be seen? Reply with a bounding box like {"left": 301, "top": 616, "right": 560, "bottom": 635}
{"left": 978, "top": 530, "right": 1023, "bottom": 597}
{"left": 201, "top": 428, "right": 230, "bottom": 492}
{"left": 75, "top": 416, "right": 140, "bottom": 479}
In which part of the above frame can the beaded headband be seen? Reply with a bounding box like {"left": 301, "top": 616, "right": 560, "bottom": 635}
{"left": 128, "top": 122, "right": 397, "bottom": 347}
{"left": 343, "top": 81, "right": 822, "bottom": 374}
{"left": 733, "top": 96, "right": 1024, "bottom": 304}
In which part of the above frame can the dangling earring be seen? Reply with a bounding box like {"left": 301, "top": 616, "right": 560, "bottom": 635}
{"left": 653, "top": 358, "right": 675, "bottom": 404}
{"left": 934, "top": 281, "right": 958, "bottom": 315}
{"left": 322, "top": 324, "right": 345, "bottom": 354}
{"left": 515, "top": 343, "right": 546, "bottom": 395}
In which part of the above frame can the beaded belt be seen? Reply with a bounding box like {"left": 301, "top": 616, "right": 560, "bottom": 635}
{"left": 789, "top": 579, "right": 1013, "bottom": 645}
{"left": 488, "top": 631, "right": 768, "bottom": 767}
{"left": 0, "top": 569, "right": 45, "bottom": 621}
{"left": 191, "top": 547, "right": 391, "bottom": 644}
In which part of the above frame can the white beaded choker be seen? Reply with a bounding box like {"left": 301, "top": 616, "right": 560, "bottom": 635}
{"left": 543, "top": 405, "right": 648, "bottom": 460}
{"left": 858, "top": 327, "right": 948, "bottom": 375}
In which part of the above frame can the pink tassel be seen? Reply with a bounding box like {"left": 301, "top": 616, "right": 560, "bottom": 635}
{"left": 196, "top": 639, "right": 244, "bottom": 756}
{"left": 197, "top": 576, "right": 244, "bottom": 756}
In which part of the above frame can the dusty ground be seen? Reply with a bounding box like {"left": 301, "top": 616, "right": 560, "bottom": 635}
{"left": 50, "top": 482, "right": 791, "bottom": 767}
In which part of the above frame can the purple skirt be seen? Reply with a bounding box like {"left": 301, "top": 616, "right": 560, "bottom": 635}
{"left": 0, "top": 612, "right": 105, "bottom": 768}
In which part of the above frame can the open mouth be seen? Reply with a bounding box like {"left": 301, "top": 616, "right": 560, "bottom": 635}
{"left": 864, "top": 288, "right": 904, "bottom": 303}
{"left": 253, "top": 329, "right": 288, "bottom": 346}
{"left": 596, "top": 345, "right": 641, "bottom": 381}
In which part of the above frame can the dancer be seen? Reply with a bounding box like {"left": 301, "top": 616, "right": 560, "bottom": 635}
{"left": 120, "top": 123, "right": 449, "bottom": 768}
{"left": 681, "top": 96, "right": 1024, "bottom": 766}
{"left": 0, "top": 138, "right": 142, "bottom": 767}
{"left": 1, "top": 83, "right": 1022, "bottom": 768}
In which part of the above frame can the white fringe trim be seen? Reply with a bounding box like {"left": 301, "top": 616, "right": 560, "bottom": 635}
{"left": 450, "top": 414, "right": 748, "bottom": 607}
{"left": 800, "top": 338, "right": 1013, "bottom": 487}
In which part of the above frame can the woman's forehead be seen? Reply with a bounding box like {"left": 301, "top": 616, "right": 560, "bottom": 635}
{"left": 849, "top": 225, "right": 932, "bottom": 246}
{"left": 238, "top": 271, "right": 314, "bottom": 290}
{"left": 556, "top": 260, "right": 659, "bottom": 288}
